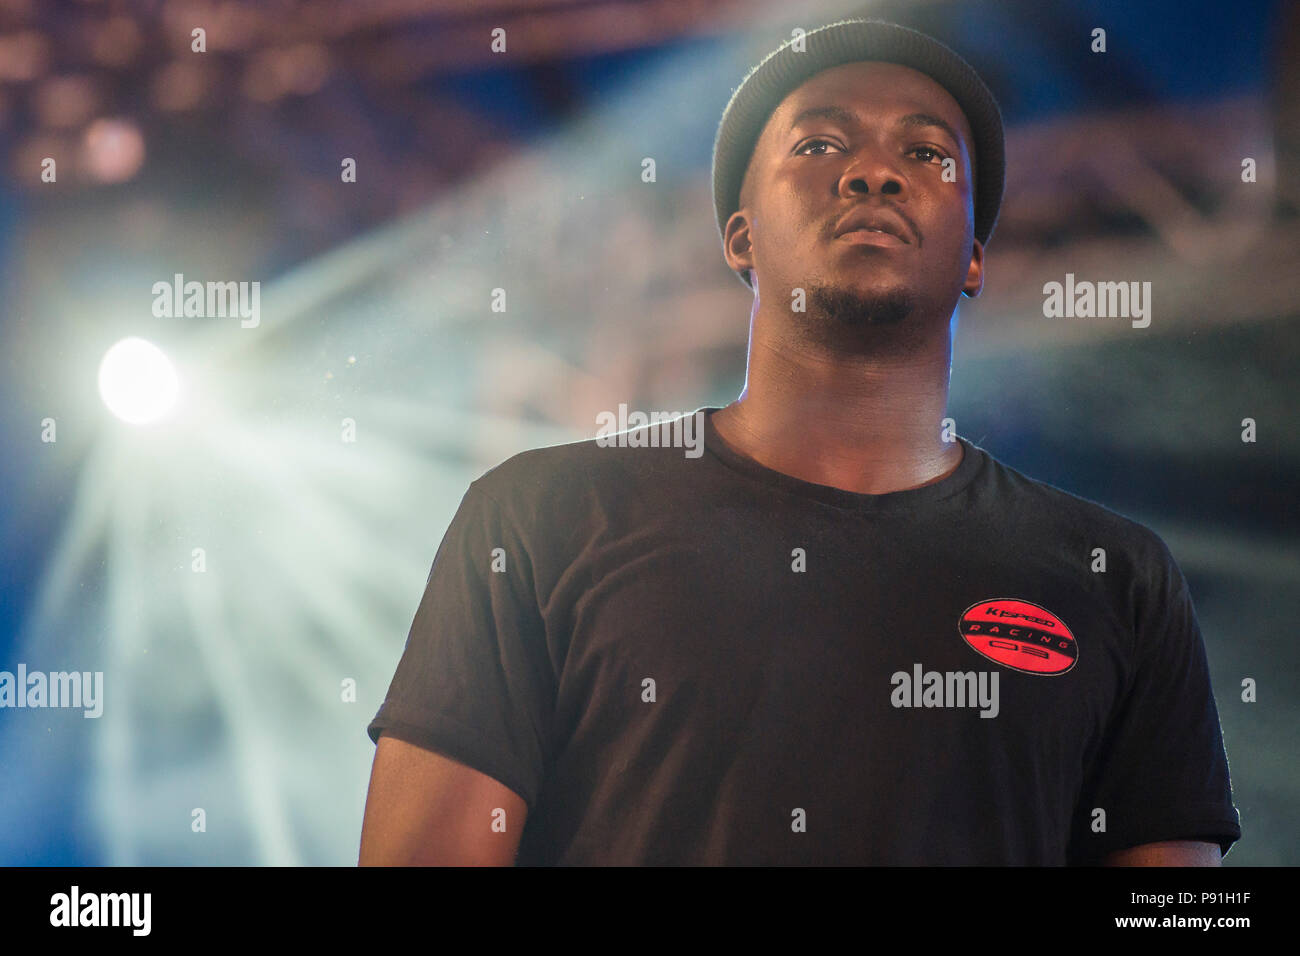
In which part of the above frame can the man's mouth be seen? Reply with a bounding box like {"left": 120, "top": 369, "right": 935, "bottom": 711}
{"left": 836, "top": 227, "right": 908, "bottom": 247}
{"left": 831, "top": 206, "right": 914, "bottom": 245}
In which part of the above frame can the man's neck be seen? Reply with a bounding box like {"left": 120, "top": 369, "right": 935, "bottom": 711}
{"left": 710, "top": 327, "right": 963, "bottom": 496}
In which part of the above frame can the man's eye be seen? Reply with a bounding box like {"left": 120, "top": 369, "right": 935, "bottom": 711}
{"left": 795, "top": 138, "right": 841, "bottom": 155}
{"left": 910, "top": 146, "right": 946, "bottom": 163}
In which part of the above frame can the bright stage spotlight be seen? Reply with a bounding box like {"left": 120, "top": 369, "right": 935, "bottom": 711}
{"left": 97, "top": 337, "right": 180, "bottom": 425}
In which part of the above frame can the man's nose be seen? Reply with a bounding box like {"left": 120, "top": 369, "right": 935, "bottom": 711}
{"left": 837, "top": 151, "right": 906, "bottom": 199}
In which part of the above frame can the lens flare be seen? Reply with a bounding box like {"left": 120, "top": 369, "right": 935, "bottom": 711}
{"left": 97, "top": 337, "right": 180, "bottom": 424}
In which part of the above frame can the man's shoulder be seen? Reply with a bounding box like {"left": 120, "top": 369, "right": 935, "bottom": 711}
{"left": 467, "top": 434, "right": 599, "bottom": 504}
{"left": 974, "top": 441, "right": 1174, "bottom": 562}
{"left": 466, "top": 421, "right": 694, "bottom": 516}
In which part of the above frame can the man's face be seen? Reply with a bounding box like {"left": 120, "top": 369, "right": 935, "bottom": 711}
{"left": 725, "top": 60, "right": 984, "bottom": 324}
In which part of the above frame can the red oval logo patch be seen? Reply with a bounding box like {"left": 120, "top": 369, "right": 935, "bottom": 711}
{"left": 959, "top": 598, "right": 1077, "bottom": 675}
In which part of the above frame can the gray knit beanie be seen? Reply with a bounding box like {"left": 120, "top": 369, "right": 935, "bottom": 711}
{"left": 711, "top": 18, "right": 1005, "bottom": 290}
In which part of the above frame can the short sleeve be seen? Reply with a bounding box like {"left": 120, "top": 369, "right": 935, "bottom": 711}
{"left": 1069, "top": 538, "right": 1242, "bottom": 863}
{"left": 367, "top": 481, "right": 555, "bottom": 810}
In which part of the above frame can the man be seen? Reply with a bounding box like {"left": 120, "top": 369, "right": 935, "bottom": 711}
{"left": 360, "top": 18, "right": 1241, "bottom": 865}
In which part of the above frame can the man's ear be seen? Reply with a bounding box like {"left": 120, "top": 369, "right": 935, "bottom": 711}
{"left": 961, "top": 237, "right": 985, "bottom": 298}
{"left": 723, "top": 208, "right": 754, "bottom": 279}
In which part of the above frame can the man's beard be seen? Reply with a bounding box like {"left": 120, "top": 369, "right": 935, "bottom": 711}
{"left": 806, "top": 279, "right": 915, "bottom": 326}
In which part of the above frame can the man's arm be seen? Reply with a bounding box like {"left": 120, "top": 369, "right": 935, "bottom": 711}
{"left": 359, "top": 734, "right": 529, "bottom": 866}
{"left": 1102, "top": 840, "right": 1221, "bottom": 866}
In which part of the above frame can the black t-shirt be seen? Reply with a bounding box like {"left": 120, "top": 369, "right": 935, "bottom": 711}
{"left": 367, "top": 406, "right": 1242, "bottom": 864}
